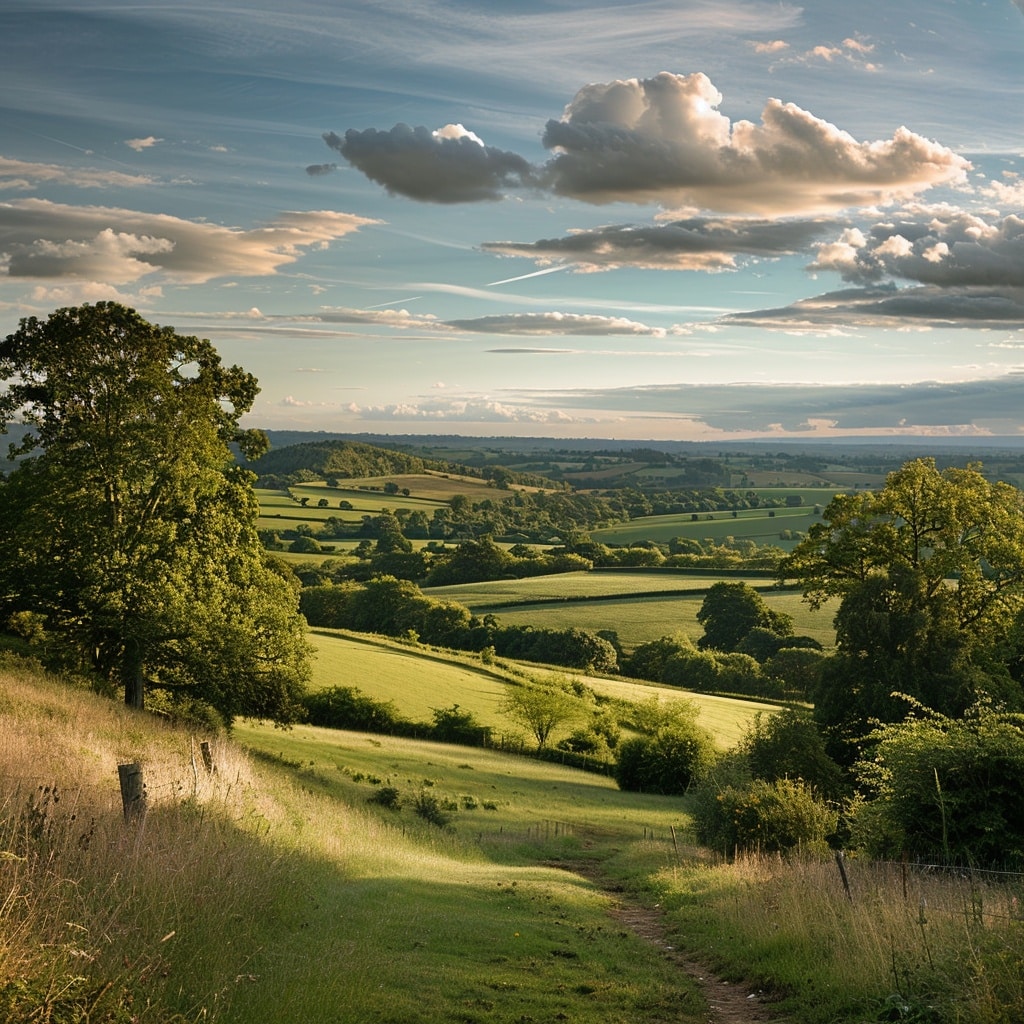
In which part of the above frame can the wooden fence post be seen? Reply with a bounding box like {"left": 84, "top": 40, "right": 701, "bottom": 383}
{"left": 835, "top": 849, "right": 852, "bottom": 902}
{"left": 117, "top": 762, "right": 146, "bottom": 821}
{"left": 199, "top": 740, "right": 214, "bottom": 774}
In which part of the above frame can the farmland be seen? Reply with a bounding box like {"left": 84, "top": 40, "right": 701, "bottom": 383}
{"left": 306, "top": 629, "right": 779, "bottom": 747}
{"left": 426, "top": 570, "right": 836, "bottom": 650}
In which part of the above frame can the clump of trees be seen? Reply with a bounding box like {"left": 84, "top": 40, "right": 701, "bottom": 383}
{"left": 0, "top": 303, "right": 311, "bottom": 726}
{"left": 782, "top": 458, "right": 1024, "bottom": 764}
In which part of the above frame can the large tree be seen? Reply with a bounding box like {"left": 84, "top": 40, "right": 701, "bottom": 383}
{"left": 781, "top": 458, "right": 1024, "bottom": 754}
{"left": 0, "top": 302, "right": 311, "bottom": 723}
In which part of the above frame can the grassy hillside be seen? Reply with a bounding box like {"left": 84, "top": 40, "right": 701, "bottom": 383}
{"left": 4, "top": 656, "right": 1020, "bottom": 1024}
{"left": 0, "top": 656, "right": 701, "bottom": 1024}
{"left": 306, "top": 629, "right": 778, "bottom": 748}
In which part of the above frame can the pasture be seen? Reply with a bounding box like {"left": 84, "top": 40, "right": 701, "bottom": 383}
{"left": 424, "top": 571, "right": 835, "bottom": 650}
{"left": 307, "top": 630, "right": 780, "bottom": 748}
{"left": 592, "top": 504, "right": 825, "bottom": 548}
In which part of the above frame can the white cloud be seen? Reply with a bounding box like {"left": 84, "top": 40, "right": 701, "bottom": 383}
{"left": 333, "top": 72, "right": 968, "bottom": 216}
{"left": 444, "top": 312, "right": 669, "bottom": 336}
{"left": 0, "top": 199, "right": 380, "bottom": 285}
{"left": 542, "top": 73, "right": 967, "bottom": 214}
{"left": 0, "top": 156, "right": 154, "bottom": 191}
{"left": 124, "top": 136, "right": 163, "bottom": 152}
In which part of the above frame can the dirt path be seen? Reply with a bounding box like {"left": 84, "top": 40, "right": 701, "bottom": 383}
{"left": 605, "top": 895, "right": 777, "bottom": 1024}
{"left": 555, "top": 859, "right": 780, "bottom": 1024}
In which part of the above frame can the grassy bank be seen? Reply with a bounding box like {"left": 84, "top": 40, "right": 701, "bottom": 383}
{"left": 5, "top": 655, "right": 1022, "bottom": 1023}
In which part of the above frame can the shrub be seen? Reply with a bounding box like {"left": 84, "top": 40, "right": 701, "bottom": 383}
{"left": 613, "top": 721, "right": 717, "bottom": 794}
{"left": 302, "top": 685, "right": 415, "bottom": 735}
{"left": 739, "top": 709, "right": 846, "bottom": 799}
{"left": 413, "top": 790, "right": 454, "bottom": 829}
{"left": 367, "top": 786, "right": 402, "bottom": 809}
{"left": 693, "top": 777, "right": 838, "bottom": 857}
{"left": 853, "top": 702, "right": 1024, "bottom": 867}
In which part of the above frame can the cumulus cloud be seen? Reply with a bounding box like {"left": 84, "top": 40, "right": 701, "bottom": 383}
{"left": 541, "top": 72, "right": 967, "bottom": 213}
{"left": 323, "top": 124, "right": 535, "bottom": 202}
{"left": 482, "top": 217, "right": 837, "bottom": 272}
{"left": 331, "top": 72, "right": 966, "bottom": 216}
{"left": 0, "top": 199, "right": 379, "bottom": 284}
{"left": 809, "top": 211, "right": 1024, "bottom": 289}
{"left": 124, "top": 136, "right": 163, "bottom": 152}
{"left": 0, "top": 156, "right": 154, "bottom": 191}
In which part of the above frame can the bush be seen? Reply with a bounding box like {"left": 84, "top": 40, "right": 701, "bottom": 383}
{"left": 613, "top": 721, "right": 717, "bottom": 794}
{"left": 693, "top": 777, "right": 838, "bottom": 857}
{"left": 302, "top": 685, "right": 416, "bottom": 734}
{"left": 853, "top": 702, "right": 1024, "bottom": 867}
{"left": 739, "top": 709, "right": 846, "bottom": 799}
{"left": 412, "top": 790, "right": 454, "bottom": 829}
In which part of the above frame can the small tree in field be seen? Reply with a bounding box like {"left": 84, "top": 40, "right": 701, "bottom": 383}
{"left": 499, "top": 678, "right": 583, "bottom": 750}
{"left": 0, "top": 303, "right": 311, "bottom": 724}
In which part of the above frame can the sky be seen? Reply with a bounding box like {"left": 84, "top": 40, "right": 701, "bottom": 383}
{"left": 2, "top": 0, "right": 1024, "bottom": 443}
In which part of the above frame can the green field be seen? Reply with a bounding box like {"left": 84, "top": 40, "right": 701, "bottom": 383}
{"left": 424, "top": 570, "right": 835, "bottom": 650}
{"left": 592, "top": 504, "right": 825, "bottom": 547}
{"left": 426, "top": 569, "right": 774, "bottom": 607}
{"left": 308, "top": 630, "right": 780, "bottom": 748}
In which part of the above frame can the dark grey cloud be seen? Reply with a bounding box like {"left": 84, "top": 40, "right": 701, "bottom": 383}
{"left": 723, "top": 281, "right": 1024, "bottom": 331}
{"left": 323, "top": 124, "right": 535, "bottom": 203}
{"left": 482, "top": 217, "right": 838, "bottom": 271}
{"left": 810, "top": 212, "right": 1024, "bottom": 288}
{"left": 513, "top": 376, "right": 1024, "bottom": 434}
{"left": 305, "top": 163, "right": 337, "bottom": 176}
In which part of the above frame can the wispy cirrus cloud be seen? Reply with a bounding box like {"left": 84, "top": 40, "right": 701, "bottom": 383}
{"left": 329, "top": 72, "right": 968, "bottom": 216}
{"left": 445, "top": 312, "right": 674, "bottom": 336}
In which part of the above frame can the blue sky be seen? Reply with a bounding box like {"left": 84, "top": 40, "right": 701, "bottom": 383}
{"left": 3, "top": 0, "right": 1024, "bottom": 441}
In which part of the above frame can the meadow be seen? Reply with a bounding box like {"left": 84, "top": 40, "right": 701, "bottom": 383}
{"left": 306, "top": 629, "right": 778, "bottom": 748}
{"left": 4, "top": 655, "right": 1021, "bottom": 1024}
{"left": 426, "top": 572, "right": 836, "bottom": 650}
{"left": 592, "top": 504, "right": 825, "bottom": 548}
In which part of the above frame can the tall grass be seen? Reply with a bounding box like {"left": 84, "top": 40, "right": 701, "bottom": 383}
{"left": 7, "top": 652, "right": 1022, "bottom": 1023}
{"left": 617, "top": 844, "right": 1024, "bottom": 1024}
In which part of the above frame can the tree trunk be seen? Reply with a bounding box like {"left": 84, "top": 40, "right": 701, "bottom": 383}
{"left": 122, "top": 638, "right": 145, "bottom": 710}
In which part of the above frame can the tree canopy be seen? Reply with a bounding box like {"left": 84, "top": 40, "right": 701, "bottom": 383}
{"left": 0, "top": 302, "right": 311, "bottom": 724}
{"left": 781, "top": 458, "right": 1024, "bottom": 752}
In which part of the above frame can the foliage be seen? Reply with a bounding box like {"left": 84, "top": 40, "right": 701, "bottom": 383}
{"left": 430, "top": 703, "right": 488, "bottom": 745}
{"left": 692, "top": 776, "right": 838, "bottom": 856}
{"left": 738, "top": 709, "right": 846, "bottom": 799}
{"left": 696, "top": 581, "right": 793, "bottom": 652}
{"left": 299, "top": 576, "right": 617, "bottom": 672}
{"left": 301, "top": 684, "right": 416, "bottom": 734}
{"left": 783, "top": 458, "right": 1024, "bottom": 745}
{"left": 613, "top": 719, "right": 717, "bottom": 794}
{"left": 853, "top": 701, "right": 1024, "bottom": 867}
{"left": 0, "top": 303, "right": 310, "bottom": 724}
{"left": 499, "top": 678, "right": 585, "bottom": 750}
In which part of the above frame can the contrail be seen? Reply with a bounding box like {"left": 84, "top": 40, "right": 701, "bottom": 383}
{"left": 487, "top": 265, "right": 569, "bottom": 287}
